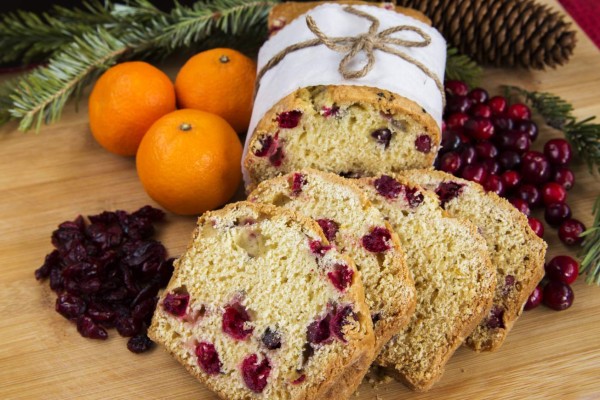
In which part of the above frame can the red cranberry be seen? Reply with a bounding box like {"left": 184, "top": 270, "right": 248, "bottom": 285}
{"left": 516, "top": 184, "right": 542, "bottom": 207}
{"left": 544, "top": 138, "right": 572, "bottom": 165}
{"left": 77, "top": 315, "right": 108, "bottom": 340}
{"left": 327, "top": 263, "right": 354, "bottom": 292}
{"left": 309, "top": 240, "right": 331, "bottom": 256}
{"left": 544, "top": 202, "right": 572, "bottom": 226}
{"left": 330, "top": 305, "right": 356, "bottom": 342}
{"left": 464, "top": 117, "right": 495, "bottom": 140}
{"left": 261, "top": 327, "right": 282, "bottom": 350}
{"left": 475, "top": 141, "right": 498, "bottom": 159}
{"left": 461, "top": 164, "right": 488, "bottom": 184}
{"left": 321, "top": 105, "right": 340, "bottom": 118}
{"left": 507, "top": 103, "right": 531, "bottom": 120}
{"left": 481, "top": 159, "right": 501, "bottom": 175}
{"left": 435, "top": 181, "right": 465, "bottom": 208}
{"left": 468, "top": 87, "right": 489, "bottom": 104}
{"left": 371, "top": 128, "right": 393, "bottom": 149}
{"left": 498, "top": 150, "right": 522, "bottom": 170}
{"left": 55, "top": 293, "right": 86, "bottom": 320}
{"left": 241, "top": 354, "right": 271, "bottom": 393}
{"left": 254, "top": 135, "right": 275, "bottom": 157}
{"left": 196, "top": 342, "right": 222, "bottom": 375}
{"left": 361, "top": 227, "right": 391, "bottom": 253}
{"left": 520, "top": 151, "right": 551, "bottom": 184}
{"left": 439, "top": 152, "right": 462, "bottom": 174}
{"left": 446, "top": 96, "right": 472, "bottom": 114}
{"left": 524, "top": 286, "right": 543, "bottom": 311}
{"left": 307, "top": 314, "right": 332, "bottom": 344}
{"left": 446, "top": 112, "right": 469, "bottom": 130}
{"left": 317, "top": 219, "right": 339, "bottom": 242}
{"left": 496, "top": 130, "right": 531, "bottom": 153}
{"left": 440, "top": 130, "right": 462, "bottom": 152}
{"left": 374, "top": 175, "right": 401, "bottom": 199}
{"left": 558, "top": 219, "right": 586, "bottom": 245}
{"left": 461, "top": 145, "right": 477, "bottom": 165}
{"left": 445, "top": 80, "right": 469, "bottom": 97}
{"left": 269, "top": 147, "right": 284, "bottom": 167}
{"left": 415, "top": 134, "right": 432, "bottom": 153}
{"left": 128, "top": 334, "right": 154, "bottom": 353}
{"left": 528, "top": 217, "right": 544, "bottom": 238}
{"left": 162, "top": 292, "right": 189, "bottom": 317}
{"left": 470, "top": 103, "right": 492, "bottom": 118}
{"left": 276, "top": 110, "right": 302, "bottom": 128}
{"left": 483, "top": 174, "right": 505, "bottom": 195}
{"left": 291, "top": 173, "right": 306, "bottom": 196}
{"left": 510, "top": 198, "right": 531, "bottom": 216}
{"left": 543, "top": 281, "right": 574, "bottom": 311}
{"left": 553, "top": 167, "right": 575, "bottom": 190}
{"left": 486, "top": 306, "right": 505, "bottom": 329}
{"left": 541, "top": 182, "right": 567, "bottom": 205}
{"left": 491, "top": 115, "right": 514, "bottom": 131}
{"left": 501, "top": 170, "right": 521, "bottom": 191}
{"left": 545, "top": 255, "right": 579, "bottom": 285}
{"left": 515, "top": 120, "right": 539, "bottom": 141}
{"left": 291, "top": 374, "right": 306, "bottom": 385}
{"left": 488, "top": 96, "right": 507, "bottom": 115}
{"left": 222, "top": 303, "right": 253, "bottom": 340}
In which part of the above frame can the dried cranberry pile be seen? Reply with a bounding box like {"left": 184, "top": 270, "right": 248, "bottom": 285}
{"left": 439, "top": 80, "right": 586, "bottom": 311}
{"left": 35, "top": 205, "right": 175, "bottom": 353}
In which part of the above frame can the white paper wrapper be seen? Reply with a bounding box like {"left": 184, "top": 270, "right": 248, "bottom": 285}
{"left": 243, "top": 3, "right": 446, "bottom": 183}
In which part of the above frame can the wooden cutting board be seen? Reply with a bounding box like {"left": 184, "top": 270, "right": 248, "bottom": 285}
{"left": 1, "top": 1, "right": 599, "bottom": 398}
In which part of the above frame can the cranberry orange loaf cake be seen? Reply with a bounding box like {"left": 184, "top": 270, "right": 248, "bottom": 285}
{"left": 148, "top": 202, "right": 375, "bottom": 400}
{"left": 242, "top": 3, "right": 446, "bottom": 190}
{"left": 401, "top": 169, "right": 547, "bottom": 352}
{"left": 248, "top": 169, "right": 416, "bottom": 352}
{"left": 355, "top": 175, "right": 496, "bottom": 391}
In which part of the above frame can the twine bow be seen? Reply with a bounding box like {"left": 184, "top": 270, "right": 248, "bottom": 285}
{"left": 256, "top": 6, "right": 445, "bottom": 104}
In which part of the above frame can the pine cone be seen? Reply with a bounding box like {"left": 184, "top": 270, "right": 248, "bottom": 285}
{"left": 396, "top": 0, "right": 577, "bottom": 69}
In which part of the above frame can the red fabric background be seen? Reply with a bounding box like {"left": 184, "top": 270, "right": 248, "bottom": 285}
{"left": 559, "top": 0, "right": 600, "bottom": 49}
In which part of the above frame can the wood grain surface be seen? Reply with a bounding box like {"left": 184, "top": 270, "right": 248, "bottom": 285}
{"left": 1, "top": 1, "right": 599, "bottom": 399}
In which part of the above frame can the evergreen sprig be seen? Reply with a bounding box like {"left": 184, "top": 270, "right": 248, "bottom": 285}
{"left": 0, "top": 0, "right": 276, "bottom": 132}
{"left": 580, "top": 195, "right": 600, "bottom": 286}
{"left": 445, "top": 46, "right": 482, "bottom": 88}
{"left": 503, "top": 85, "right": 600, "bottom": 175}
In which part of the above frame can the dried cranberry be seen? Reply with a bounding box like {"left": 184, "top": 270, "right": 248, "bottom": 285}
{"left": 35, "top": 250, "right": 61, "bottom": 281}
{"left": 269, "top": 146, "right": 284, "bottom": 167}
{"left": 316, "top": 219, "right": 339, "bottom": 242}
{"left": 361, "top": 227, "right": 391, "bottom": 253}
{"left": 404, "top": 186, "right": 424, "bottom": 208}
{"left": 254, "top": 135, "right": 275, "bottom": 157}
{"left": 241, "top": 354, "right": 271, "bottom": 393}
{"left": 374, "top": 175, "right": 401, "bottom": 199}
{"left": 261, "top": 328, "right": 282, "bottom": 350}
{"left": 307, "top": 314, "right": 332, "bottom": 344}
{"left": 77, "top": 315, "right": 108, "bottom": 340}
{"left": 486, "top": 306, "right": 505, "bottom": 329}
{"left": 162, "top": 291, "right": 190, "bottom": 317}
{"left": 291, "top": 374, "right": 306, "bottom": 385}
{"left": 291, "top": 173, "right": 306, "bottom": 196}
{"left": 196, "top": 342, "right": 222, "bottom": 375}
{"left": 55, "top": 293, "right": 86, "bottom": 320}
{"left": 321, "top": 105, "right": 340, "bottom": 118}
{"left": 327, "top": 264, "right": 354, "bottom": 292}
{"left": 115, "top": 315, "right": 141, "bottom": 337}
{"left": 127, "top": 333, "right": 154, "bottom": 353}
{"left": 331, "top": 305, "right": 355, "bottom": 342}
{"left": 415, "top": 134, "right": 432, "bottom": 153}
{"left": 309, "top": 240, "right": 331, "bottom": 256}
{"left": 222, "top": 303, "right": 253, "bottom": 340}
{"left": 371, "top": 128, "right": 393, "bottom": 149}
{"left": 277, "top": 110, "right": 302, "bottom": 128}
{"left": 435, "top": 181, "right": 464, "bottom": 208}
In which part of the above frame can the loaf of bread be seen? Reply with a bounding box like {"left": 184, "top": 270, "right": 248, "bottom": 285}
{"left": 148, "top": 202, "right": 375, "bottom": 400}
{"left": 401, "top": 169, "right": 547, "bottom": 352}
{"left": 242, "top": 2, "right": 446, "bottom": 190}
{"left": 355, "top": 174, "right": 496, "bottom": 391}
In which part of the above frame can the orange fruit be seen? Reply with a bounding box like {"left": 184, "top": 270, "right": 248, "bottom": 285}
{"left": 136, "top": 109, "right": 243, "bottom": 215}
{"left": 175, "top": 48, "right": 256, "bottom": 133}
{"left": 88, "top": 61, "right": 176, "bottom": 156}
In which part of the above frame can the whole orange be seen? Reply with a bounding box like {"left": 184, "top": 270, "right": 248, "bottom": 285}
{"left": 136, "top": 109, "right": 243, "bottom": 215}
{"left": 175, "top": 48, "right": 256, "bottom": 133}
{"left": 88, "top": 61, "right": 176, "bottom": 156}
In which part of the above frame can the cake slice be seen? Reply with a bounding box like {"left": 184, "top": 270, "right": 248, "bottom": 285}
{"left": 355, "top": 174, "right": 496, "bottom": 391}
{"left": 401, "top": 169, "right": 547, "bottom": 351}
{"left": 149, "top": 202, "right": 374, "bottom": 400}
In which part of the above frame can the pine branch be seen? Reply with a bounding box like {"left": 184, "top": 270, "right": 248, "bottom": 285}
{"left": 503, "top": 85, "right": 600, "bottom": 175}
{"left": 445, "top": 46, "right": 483, "bottom": 88}
{"left": 580, "top": 195, "right": 600, "bottom": 286}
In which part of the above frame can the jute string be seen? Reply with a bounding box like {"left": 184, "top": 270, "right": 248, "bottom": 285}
{"left": 256, "top": 6, "right": 445, "bottom": 105}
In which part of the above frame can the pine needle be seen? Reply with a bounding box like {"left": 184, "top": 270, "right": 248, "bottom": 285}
{"left": 580, "top": 196, "right": 600, "bottom": 286}
{"left": 445, "top": 46, "right": 483, "bottom": 88}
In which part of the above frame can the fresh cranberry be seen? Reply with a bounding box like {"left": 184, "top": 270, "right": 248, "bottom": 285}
{"left": 475, "top": 141, "right": 498, "bottom": 159}
{"left": 277, "top": 110, "right": 302, "bottom": 128}
{"left": 261, "top": 328, "right": 282, "bottom": 350}
{"left": 361, "top": 227, "right": 391, "bottom": 253}
{"left": 486, "top": 306, "right": 505, "bottom": 329}
{"left": 371, "top": 128, "right": 393, "bottom": 149}
{"left": 541, "top": 182, "right": 567, "bottom": 205}
{"left": 269, "top": 147, "right": 284, "bottom": 167}
{"left": 496, "top": 130, "right": 531, "bottom": 153}
{"left": 483, "top": 174, "right": 504, "bottom": 195}
{"left": 254, "top": 135, "right": 275, "bottom": 157}
{"left": 222, "top": 303, "right": 253, "bottom": 340}
{"left": 196, "top": 342, "right": 222, "bottom": 375}
{"left": 241, "top": 354, "right": 271, "bottom": 393}
{"left": 309, "top": 240, "right": 331, "bottom": 256}
{"left": 544, "top": 202, "right": 572, "bottom": 226}
{"left": 528, "top": 217, "right": 544, "bottom": 238}
{"left": 461, "top": 146, "right": 477, "bottom": 165}
{"left": 481, "top": 159, "right": 501, "bottom": 175}
{"left": 488, "top": 96, "right": 507, "bottom": 115}
{"left": 498, "top": 150, "right": 522, "bottom": 170}
{"left": 440, "top": 130, "right": 462, "bottom": 152}
{"left": 520, "top": 151, "right": 551, "bottom": 184}
{"left": 327, "top": 264, "right": 354, "bottom": 292}
{"left": 446, "top": 96, "right": 472, "bottom": 114}
{"left": 446, "top": 112, "right": 469, "bottom": 130}
{"left": 317, "top": 219, "right": 339, "bottom": 242}
{"left": 524, "top": 286, "right": 543, "bottom": 311}
{"left": 291, "top": 173, "right": 306, "bottom": 196}
{"left": 543, "top": 281, "right": 574, "bottom": 311}
{"left": 468, "top": 87, "right": 489, "bottom": 104}
{"left": 501, "top": 170, "right": 521, "bottom": 191}
{"left": 415, "top": 134, "right": 432, "bottom": 153}
{"left": 162, "top": 292, "right": 189, "bottom": 317}
{"left": 515, "top": 184, "right": 542, "bottom": 207}
{"left": 509, "top": 198, "right": 531, "bottom": 216}
{"left": 553, "top": 167, "right": 575, "bottom": 190}
{"left": 558, "top": 219, "right": 586, "bottom": 246}
{"left": 470, "top": 104, "right": 492, "bottom": 118}
{"left": 507, "top": 103, "right": 531, "bottom": 120}
{"left": 374, "top": 175, "right": 401, "bottom": 199}
{"left": 307, "top": 314, "right": 332, "bottom": 344}
{"left": 445, "top": 80, "right": 469, "bottom": 97}
{"left": 439, "top": 152, "right": 462, "bottom": 174}
{"left": 545, "top": 255, "right": 579, "bottom": 285}
{"left": 491, "top": 115, "right": 514, "bottom": 131}
{"left": 435, "top": 181, "right": 465, "bottom": 208}
{"left": 464, "top": 117, "right": 495, "bottom": 140}
{"left": 515, "top": 120, "right": 539, "bottom": 141}
{"left": 330, "top": 305, "right": 355, "bottom": 342}
{"left": 544, "top": 138, "right": 572, "bottom": 165}
{"left": 404, "top": 185, "right": 424, "bottom": 208}
{"left": 461, "top": 163, "right": 488, "bottom": 184}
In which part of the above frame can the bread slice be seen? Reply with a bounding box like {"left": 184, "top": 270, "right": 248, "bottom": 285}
{"left": 401, "top": 169, "right": 547, "bottom": 351}
{"left": 149, "top": 202, "right": 375, "bottom": 400}
{"left": 355, "top": 174, "right": 496, "bottom": 391}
